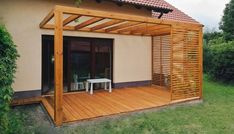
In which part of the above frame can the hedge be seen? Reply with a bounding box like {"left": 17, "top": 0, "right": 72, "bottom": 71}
{"left": 0, "top": 24, "right": 19, "bottom": 133}
{"left": 208, "top": 41, "right": 234, "bottom": 83}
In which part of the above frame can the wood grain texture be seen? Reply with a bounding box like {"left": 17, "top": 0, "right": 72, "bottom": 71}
{"left": 75, "top": 17, "right": 104, "bottom": 30}
{"left": 11, "top": 97, "right": 41, "bottom": 106}
{"left": 152, "top": 35, "right": 171, "bottom": 89}
{"left": 39, "top": 9, "right": 54, "bottom": 28}
{"left": 54, "top": 5, "right": 202, "bottom": 28}
{"left": 171, "top": 26, "right": 201, "bottom": 100}
{"left": 54, "top": 10, "right": 63, "bottom": 126}
{"left": 39, "top": 5, "right": 204, "bottom": 126}
{"left": 63, "top": 15, "right": 81, "bottom": 26}
{"left": 90, "top": 19, "right": 124, "bottom": 31}
{"left": 40, "top": 5, "right": 203, "bottom": 36}
{"left": 42, "top": 87, "right": 170, "bottom": 123}
{"left": 199, "top": 28, "right": 203, "bottom": 98}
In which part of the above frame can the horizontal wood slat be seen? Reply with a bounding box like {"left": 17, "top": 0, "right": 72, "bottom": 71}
{"left": 171, "top": 27, "right": 201, "bottom": 100}
{"left": 152, "top": 35, "right": 171, "bottom": 89}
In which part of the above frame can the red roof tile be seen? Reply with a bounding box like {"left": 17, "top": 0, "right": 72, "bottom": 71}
{"left": 152, "top": 1, "right": 199, "bottom": 24}
{"left": 112, "top": 0, "right": 173, "bottom": 11}
{"left": 111, "top": 0, "right": 200, "bottom": 24}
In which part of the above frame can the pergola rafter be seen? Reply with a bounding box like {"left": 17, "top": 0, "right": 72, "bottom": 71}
{"left": 63, "top": 15, "right": 81, "bottom": 26}
{"left": 90, "top": 19, "right": 124, "bottom": 31}
{"left": 40, "top": 5, "right": 203, "bottom": 126}
{"left": 105, "top": 21, "right": 141, "bottom": 33}
{"left": 40, "top": 6, "right": 202, "bottom": 36}
{"left": 75, "top": 17, "right": 104, "bottom": 30}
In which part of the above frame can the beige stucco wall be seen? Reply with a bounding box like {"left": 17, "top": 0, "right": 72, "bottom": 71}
{"left": 0, "top": 0, "right": 152, "bottom": 92}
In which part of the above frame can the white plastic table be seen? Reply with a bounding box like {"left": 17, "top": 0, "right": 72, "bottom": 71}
{"left": 86, "top": 78, "right": 112, "bottom": 95}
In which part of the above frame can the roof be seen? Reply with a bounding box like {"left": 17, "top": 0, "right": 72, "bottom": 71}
{"left": 110, "top": 0, "right": 200, "bottom": 24}
{"left": 152, "top": 1, "right": 199, "bottom": 24}
{"left": 111, "top": 0, "right": 173, "bottom": 11}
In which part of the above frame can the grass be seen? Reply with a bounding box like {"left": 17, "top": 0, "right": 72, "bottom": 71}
{"left": 12, "top": 75, "right": 234, "bottom": 134}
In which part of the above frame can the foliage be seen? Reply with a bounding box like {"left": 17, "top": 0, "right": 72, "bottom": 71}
{"left": 0, "top": 25, "right": 19, "bottom": 134}
{"left": 6, "top": 112, "right": 25, "bottom": 134}
{"left": 219, "top": 0, "right": 234, "bottom": 41}
{"left": 203, "top": 31, "right": 223, "bottom": 45}
{"left": 74, "top": 0, "right": 83, "bottom": 7}
{"left": 203, "top": 33, "right": 234, "bottom": 83}
{"left": 207, "top": 36, "right": 225, "bottom": 46}
{"left": 208, "top": 41, "right": 234, "bottom": 83}
{"left": 203, "top": 32, "right": 225, "bottom": 73}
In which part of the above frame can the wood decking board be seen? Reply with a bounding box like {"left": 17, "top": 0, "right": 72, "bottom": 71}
{"left": 11, "top": 97, "right": 41, "bottom": 106}
{"left": 42, "top": 87, "right": 171, "bottom": 123}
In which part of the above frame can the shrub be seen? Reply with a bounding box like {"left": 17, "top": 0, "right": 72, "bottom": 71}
{"left": 0, "top": 25, "right": 19, "bottom": 133}
{"left": 203, "top": 36, "right": 224, "bottom": 73}
{"left": 208, "top": 41, "right": 234, "bottom": 83}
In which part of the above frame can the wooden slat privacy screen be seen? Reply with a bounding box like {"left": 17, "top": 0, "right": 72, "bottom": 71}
{"left": 152, "top": 35, "right": 171, "bottom": 89}
{"left": 171, "top": 27, "right": 201, "bottom": 100}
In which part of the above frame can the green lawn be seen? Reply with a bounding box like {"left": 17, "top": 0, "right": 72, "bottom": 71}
{"left": 13, "top": 76, "right": 234, "bottom": 134}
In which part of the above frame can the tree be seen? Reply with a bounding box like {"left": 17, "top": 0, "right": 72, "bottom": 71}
{"left": 219, "top": 0, "right": 234, "bottom": 41}
{"left": 203, "top": 31, "right": 223, "bottom": 45}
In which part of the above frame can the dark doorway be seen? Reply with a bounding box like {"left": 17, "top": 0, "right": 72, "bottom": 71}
{"left": 42, "top": 35, "right": 113, "bottom": 95}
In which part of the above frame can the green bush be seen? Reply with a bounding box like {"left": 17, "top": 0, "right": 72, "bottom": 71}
{"left": 0, "top": 25, "right": 19, "bottom": 133}
{"left": 203, "top": 32, "right": 224, "bottom": 73}
{"left": 208, "top": 41, "right": 234, "bottom": 83}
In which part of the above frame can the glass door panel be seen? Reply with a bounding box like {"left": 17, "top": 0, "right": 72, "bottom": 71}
{"left": 93, "top": 39, "right": 113, "bottom": 89}
{"left": 94, "top": 40, "right": 112, "bottom": 79}
{"left": 69, "top": 40, "right": 91, "bottom": 91}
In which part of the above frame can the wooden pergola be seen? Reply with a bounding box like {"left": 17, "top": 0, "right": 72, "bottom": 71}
{"left": 40, "top": 5, "right": 203, "bottom": 126}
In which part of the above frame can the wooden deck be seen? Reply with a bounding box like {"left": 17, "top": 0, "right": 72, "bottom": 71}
{"left": 42, "top": 86, "right": 171, "bottom": 123}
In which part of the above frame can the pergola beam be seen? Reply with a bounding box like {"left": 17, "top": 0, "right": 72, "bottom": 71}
{"left": 129, "top": 24, "right": 156, "bottom": 34}
{"left": 117, "top": 23, "right": 146, "bottom": 33}
{"left": 148, "top": 27, "right": 171, "bottom": 36}
{"left": 141, "top": 25, "right": 169, "bottom": 35}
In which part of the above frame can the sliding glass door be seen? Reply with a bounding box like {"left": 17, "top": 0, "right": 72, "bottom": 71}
{"left": 42, "top": 35, "right": 113, "bottom": 95}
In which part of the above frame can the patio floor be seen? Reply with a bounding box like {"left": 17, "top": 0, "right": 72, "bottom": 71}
{"left": 42, "top": 86, "right": 171, "bottom": 123}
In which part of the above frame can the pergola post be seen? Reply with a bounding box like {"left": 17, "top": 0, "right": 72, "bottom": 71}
{"left": 54, "top": 9, "right": 63, "bottom": 126}
{"left": 199, "top": 27, "right": 203, "bottom": 99}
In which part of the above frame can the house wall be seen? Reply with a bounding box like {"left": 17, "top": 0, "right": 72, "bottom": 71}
{"left": 0, "top": 0, "right": 152, "bottom": 92}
